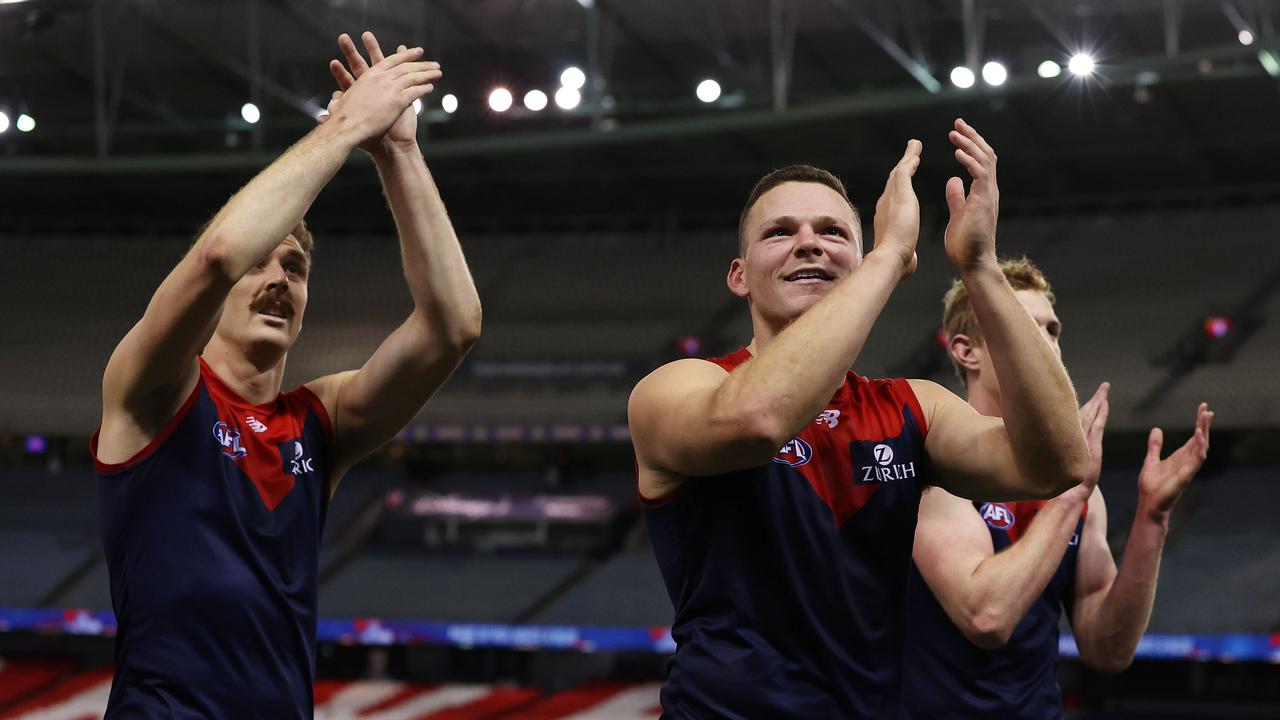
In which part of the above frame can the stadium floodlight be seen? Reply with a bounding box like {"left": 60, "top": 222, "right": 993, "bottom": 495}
{"left": 1037, "top": 60, "right": 1062, "bottom": 79}
{"left": 949, "top": 66, "right": 976, "bottom": 89}
{"left": 560, "top": 66, "right": 586, "bottom": 91}
{"left": 442, "top": 94, "right": 459, "bottom": 114}
{"left": 523, "top": 89, "right": 548, "bottom": 111}
{"left": 1239, "top": 30, "right": 1255, "bottom": 46}
{"left": 488, "top": 88, "right": 513, "bottom": 112}
{"left": 16, "top": 113, "right": 34, "bottom": 132}
{"left": 240, "top": 102, "right": 261, "bottom": 124}
{"left": 0, "top": 111, "right": 9, "bottom": 134}
{"left": 981, "top": 61, "right": 1008, "bottom": 86}
{"left": 554, "top": 86, "right": 581, "bottom": 110}
{"left": 696, "top": 79, "right": 722, "bottom": 103}
{"left": 412, "top": 98, "right": 423, "bottom": 115}
{"left": 1068, "top": 53, "right": 1095, "bottom": 76}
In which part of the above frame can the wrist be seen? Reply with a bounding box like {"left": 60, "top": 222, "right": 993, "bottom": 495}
{"left": 955, "top": 251, "right": 1001, "bottom": 280}
{"left": 1136, "top": 497, "right": 1173, "bottom": 529}
{"left": 313, "top": 113, "right": 364, "bottom": 153}
{"left": 371, "top": 138, "right": 421, "bottom": 162}
{"left": 864, "top": 244, "right": 914, "bottom": 279}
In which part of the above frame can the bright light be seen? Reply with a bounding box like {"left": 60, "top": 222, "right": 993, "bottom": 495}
{"left": 696, "top": 79, "right": 722, "bottom": 103}
{"left": 949, "top": 66, "right": 976, "bottom": 89}
{"left": 1068, "top": 53, "right": 1095, "bottom": 76}
{"left": 981, "top": 61, "right": 1008, "bottom": 86}
{"left": 1037, "top": 60, "right": 1062, "bottom": 79}
{"left": 523, "top": 89, "right": 548, "bottom": 111}
{"left": 16, "top": 113, "right": 34, "bottom": 132}
{"left": 1239, "top": 29, "right": 1255, "bottom": 46}
{"left": 240, "top": 102, "right": 261, "bottom": 124}
{"left": 576, "top": 0, "right": 593, "bottom": 7}
{"left": 412, "top": 98, "right": 423, "bottom": 115}
{"left": 554, "top": 86, "right": 581, "bottom": 110}
{"left": 0, "top": 112, "right": 9, "bottom": 134}
{"left": 560, "top": 66, "right": 586, "bottom": 90}
{"left": 442, "top": 94, "right": 458, "bottom": 114}
{"left": 488, "top": 88, "right": 513, "bottom": 112}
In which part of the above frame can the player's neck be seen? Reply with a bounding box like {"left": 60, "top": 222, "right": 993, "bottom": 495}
{"left": 201, "top": 336, "right": 287, "bottom": 405}
{"left": 965, "top": 380, "right": 1003, "bottom": 418}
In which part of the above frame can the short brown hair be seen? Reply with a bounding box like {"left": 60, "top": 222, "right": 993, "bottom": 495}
{"left": 942, "top": 256, "right": 1055, "bottom": 383}
{"left": 289, "top": 219, "right": 315, "bottom": 258}
{"left": 737, "top": 164, "right": 861, "bottom": 256}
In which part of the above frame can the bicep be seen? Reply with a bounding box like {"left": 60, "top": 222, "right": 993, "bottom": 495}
{"left": 913, "top": 488, "right": 994, "bottom": 602}
{"left": 911, "top": 379, "right": 1037, "bottom": 501}
{"left": 629, "top": 359, "right": 775, "bottom": 478}
{"left": 316, "top": 315, "right": 469, "bottom": 473}
{"left": 103, "top": 245, "right": 232, "bottom": 417}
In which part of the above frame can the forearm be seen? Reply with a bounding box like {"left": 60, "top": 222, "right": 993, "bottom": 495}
{"left": 722, "top": 250, "right": 905, "bottom": 441}
{"left": 199, "top": 123, "right": 358, "bottom": 276}
{"left": 1078, "top": 508, "right": 1168, "bottom": 670}
{"left": 963, "top": 495, "right": 1086, "bottom": 641}
{"left": 373, "top": 145, "right": 482, "bottom": 349}
{"left": 962, "top": 261, "right": 1087, "bottom": 489}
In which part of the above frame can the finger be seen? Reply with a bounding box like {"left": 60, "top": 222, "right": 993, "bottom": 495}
{"left": 945, "top": 176, "right": 966, "bottom": 217}
{"left": 338, "top": 33, "right": 370, "bottom": 77}
{"left": 950, "top": 130, "right": 990, "bottom": 171}
{"left": 391, "top": 60, "right": 442, "bottom": 81}
{"left": 329, "top": 59, "right": 355, "bottom": 90}
{"left": 376, "top": 45, "right": 424, "bottom": 70}
{"left": 893, "top": 139, "right": 922, "bottom": 192}
{"left": 954, "top": 148, "right": 987, "bottom": 182}
{"left": 1092, "top": 394, "right": 1110, "bottom": 437}
{"left": 399, "top": 69, "right": 443, "bottom": 89}
{"left": 1145, "top": 427, "right": 1164, "bottom": 465}
{"left": 955, "top": 118, "right": 997, "bottom": 163}
{"left": 362, "top": 30, "right": 387, "bottom": 65}
{"left": 402, "top": 83, "right": 436, "bottom": 102}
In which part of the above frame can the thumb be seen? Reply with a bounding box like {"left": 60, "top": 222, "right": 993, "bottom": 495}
{"left": 945, "top": 177, "right": 966, "bottom": 218}
{"left": 1145, "top": 427, "right": 1164, "bottom": 465}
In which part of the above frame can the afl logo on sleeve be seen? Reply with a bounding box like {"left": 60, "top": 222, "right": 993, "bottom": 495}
{"left": 773, "top": 437, "right": 813, "bottom": 467}
{"left": 979, "top": 502, "right": 1016, "bottom": 530}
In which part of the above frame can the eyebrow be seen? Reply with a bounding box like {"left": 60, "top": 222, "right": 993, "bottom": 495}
{"left": 759, "top": 215, "right": 852, "bottom": 234}
{"left": 282, "top": 249, "right": 310, "bottom": 270}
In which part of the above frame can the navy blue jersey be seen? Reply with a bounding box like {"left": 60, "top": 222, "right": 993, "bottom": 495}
{"left": 902, "top": 498, "right": 1087, "bottom": 719}
{"left": 91, "top": 357, "right": 332, "bottom": 719}
{"left": 643, "top": 348, "right": 930, "bottom": 719}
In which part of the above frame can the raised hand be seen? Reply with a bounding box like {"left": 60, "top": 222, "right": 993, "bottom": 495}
{"left": 1138, "top": 403, "right": 1213, "bottom": 522}
{"left": 321, "top": 32, "right": 441, "bottom": 152}
{"left": 943, "top": 118, "right": 1000, "bottom": 272}
{"left": 871, "top": 139, "right": 922, "bottom": 279}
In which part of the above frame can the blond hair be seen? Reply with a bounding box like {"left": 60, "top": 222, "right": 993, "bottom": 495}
{"left": 942, "top": 256, "right": 1054, "bottom": 383}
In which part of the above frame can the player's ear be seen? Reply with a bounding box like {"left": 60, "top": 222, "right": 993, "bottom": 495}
{"left": 727, "top": 257, "right": 749, "bottom": 299}
{"left": 949, "top": 333, "right": 982, "bottom": 374}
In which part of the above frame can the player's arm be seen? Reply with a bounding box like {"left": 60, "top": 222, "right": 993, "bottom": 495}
{"left": 100, "top": 46, "right": 435, "bottom": 456}
{"left": 913, "top": 119, "right": 1090, "bottom": 500}
{"left": 307, "top": 33, "right": 481, "bottom": 481}
{"left": 912, "top": 382, "right": 1107, "bottom": 647}
{"left": 630, "top": 142, "right": 922, "bottom": 497}
{"left": 1071, "top": 404, "right": 1212, "bottom": 674}
{"left": 913, "top": 485, "right": 1089, "bottom": 648}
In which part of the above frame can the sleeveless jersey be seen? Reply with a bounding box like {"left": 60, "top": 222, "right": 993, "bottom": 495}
{"left": 902, "top": 499, "right": 1087, "bottom": 719}
{"left": 643, "top": 348, "right": 930, "bottom": 719}
{"left": 91, "top": 357, "right": 332, "bottom": 719}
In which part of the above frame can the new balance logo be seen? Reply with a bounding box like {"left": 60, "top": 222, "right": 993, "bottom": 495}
{"left": 816, "top": 409, "right": 841, "bottom": 428}
{"left": 245, "top": 416, "right": 268, "bottom": 433}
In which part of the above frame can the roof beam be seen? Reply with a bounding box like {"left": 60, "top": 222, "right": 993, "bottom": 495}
{"left": 828, "top": 0, "right": 942, "bottom": 93}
